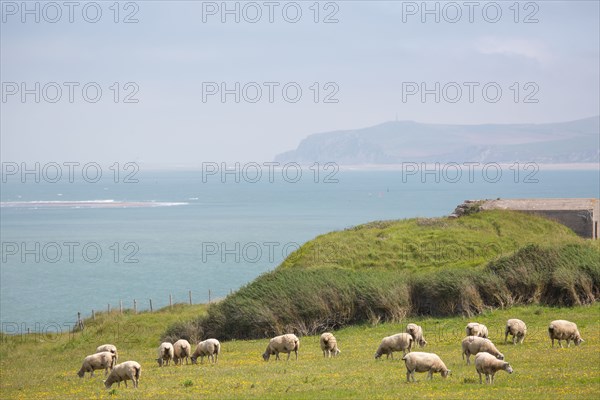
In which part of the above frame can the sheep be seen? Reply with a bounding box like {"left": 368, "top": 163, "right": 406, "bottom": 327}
{"left": 191, "top": 339, "right": 221, "bottom": 364}
{"left": 77, "top": 351, "right": 116, "bottom": 378}
{"left": 262, "top": 334, "right": 300, "bottom": 361}
{"left": 406, "top": 323, "right": 427, "bottom": 348}
{"left": 173, "top": 339, "right": 191, "bottom": 365}
{"left": 505, "top": 319, "right": 527, "bottom": 345}
{"left": 156, "top": 342, "right": 175, "bottom": 367}
{"left": 95, "top": 344, "right": 118, "bottom": 363}
{"left": 548, "top": 320, "right": 584, "bottom": 348}
{"left": 461, "top": 336, "right": 504, "bottom": 365}
{"left": 374, "top": 333, "right": 413, "bottom": 360}
{"left": 475, "top": 352, "right": 513, "bottom": 384}
{"left": 402, "top": 352, "right": 450, "bottom": 382}
{"left": 320, "top": 332, "right": 341, "bottom": 358}
{"left": 466, "top": 322, "right": 488, "bottom": 338}
{"left": 104, "top": 361, "right": 141, "bottom": 389}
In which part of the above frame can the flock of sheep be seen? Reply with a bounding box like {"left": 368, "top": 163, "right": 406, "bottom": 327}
{"left": 76, "top": 318, "right": 584, "bottom": 389}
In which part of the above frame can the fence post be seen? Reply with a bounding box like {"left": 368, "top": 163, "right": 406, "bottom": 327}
{"left": 92, "top": 309, "right": 95, "bottom": 320}
{"left": 189, "top": 290, "right": 192, "bottom": 305}
{"left": 149, "top": 299, "right": 153, "bottom": 312}
{"left": 120, "top": 300, "right": 123, "bottom": 314}
{"left": 208, "top": 289, "right": 211, "bottom": 304}
{"left": 108, "top": 303, "right": 111, "bottom": 313}
{"left": 133, "top": 299, "right": 137, "bottom": 314}
{"left": 77, "top": 312, "right": 84, "bottom": 331}
{"left": 169, "top": 294, "right": 173, "bottom": 309}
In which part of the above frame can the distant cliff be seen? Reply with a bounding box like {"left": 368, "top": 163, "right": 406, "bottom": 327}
{"left": 274, "top": 116, "right": 599, "bottom": 165}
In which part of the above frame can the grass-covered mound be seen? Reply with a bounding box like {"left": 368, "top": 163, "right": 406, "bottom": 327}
{"left": 165, "top": 211, "right": 599, "bottom": 341}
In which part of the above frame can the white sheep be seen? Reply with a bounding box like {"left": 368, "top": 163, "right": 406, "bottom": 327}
{"left": 475, "top": 352, "right": 513, "bottom": 384}
{"left": 262, "top": 334, "right": 300, "bottom": 361}
{"left": 402, "top": 352, "right": 450, "bottom": 382}
{"left": 461, "top": 336, "right": 504, "bottom": 365}
{"left": 77, "top": 351, "right": 116, "bottom": 378}
{"left": 156, "top": 342, "right": 175, "bottom": 367}
{"left": 95, "top": 344, "right": 118, "bottom": 363}
{"left": 320, "top": 332, "right": 341, "bottom": 358}
{"left": 191, "top": 338, "right": 221, "bottom": 364}
{"left": 466, "top": 322, "right": 488, "bottom": 338}
{"left": 173, "top": 339, "right": 191, "bottom": 365}
{"left": 505, "top": 319, "right": 527, "bottom": 345}
{"left": 104, "top": 361, "right": 141, "bottom": 389}
{"left": 374, "top": 333, "right": 413, "bottom": 360}
{"left": 406, "top": 323, "right": 427, "bottom": 348}
{"left": 548, "top": 320, "right": 584, "bottom": 348}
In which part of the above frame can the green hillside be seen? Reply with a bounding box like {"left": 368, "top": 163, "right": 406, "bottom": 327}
{"left": 175, "top": 211, "right": 598, "bottom": 341}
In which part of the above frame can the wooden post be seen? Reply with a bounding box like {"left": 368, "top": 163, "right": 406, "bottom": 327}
{"left": 120, "top": 300, "right": 123, "bottom": 314}
{"left": 92, "top": 310, "right": 95, "bottom": 320}
{"left": 133, "top": 299, "right": 137, "bottom": 314}
{"left": 77, "top": 312, "right": 84, "bottom": 331}
{"left": 149, "top": 299, "right": 153, "bottom": 312}
{"left": 208, "top": 289, "right": 211, "bottom": 304}
{"left": 189, "top": 290, "right": 192, "bottom": 305}
{"left": 108, "top": 303, "right": 111, "bottom": 313}
{"left": 169, "top": 294, "right": 172, "bottom": 309}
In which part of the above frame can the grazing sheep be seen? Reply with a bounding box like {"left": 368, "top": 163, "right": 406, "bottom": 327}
{"left": 466, "top": 322, "right": 488, "bottom": 338}
{"left": 191, "top": 339, "right": 221, "bottom": 364}
{"left": 95, "top": 344, "right": 118, "bottom": 363}
{"left": 402, "top": 352, "right": 450, "bottom": 382}
{"left": 374, "top": 333, "right": 413, "bottom": 360}
{"left": 505, "top": 319, "right": 527, "bottom": 345}
{"left": 320, "top": 332, "right": 341, "bottom": 358}
{"left": 156, "top": 342, "right": 175, "bottom": 367}
{"left": 262, "top": 334, "right": 300, "bottom": 361}
{"left": 173, "top": 339, "right": 191, "bottom": 365}
{"left": 548, "top": 320, "right": 584, "bottom": 348}
{"left": 104, "top": 361, "right": 141, "bottom": 389}
{"left": 77, "top": 351, "right": 116, "bottom": 378}
{"left": 475, "top": 352, "right": 513, "bottom": 384}
{"left": 406, "top": 323, "right": 427, "bottom": 348}
{"left": 462, "top": 336, "right": 504, "bottom": 365}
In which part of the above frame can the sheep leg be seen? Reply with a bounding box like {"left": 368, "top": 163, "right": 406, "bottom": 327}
{"left": 478, "top": 372, "right": 482, "bottom": 384}
{"left": 558, "top": 340, "right": 563, "bottom": 348}
{"left": 566, "top": 339, "right": 571, "bottom": 348}
{"left": 466, "top": 353, "right": 471, "bottom": 365}
{"left": 427, "top": 370, "right": 433, "bottom": 380}
{"left": 406, "top": 371, "right": 411, "bottom": 383}
{"left": 490, "top": 372, "right": 495, "bottom": 384}
{"left": 504, "top": 330, "right": 509, "bottom": 344}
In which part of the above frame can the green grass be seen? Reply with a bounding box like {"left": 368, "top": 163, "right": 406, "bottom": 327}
{"left": 1, "top": 303, "right": 599, "bottom": 399}
{"left": 187, "top": 211, "right": 599, "bottom": 340}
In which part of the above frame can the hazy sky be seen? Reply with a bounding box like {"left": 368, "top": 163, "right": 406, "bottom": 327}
{"left": 1, "top": 1, "right": 599, "bottom": 165}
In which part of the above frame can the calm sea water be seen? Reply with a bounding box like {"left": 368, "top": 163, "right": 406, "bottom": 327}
{"left": 1, "top": 168, "right": 598, "bottom": 332}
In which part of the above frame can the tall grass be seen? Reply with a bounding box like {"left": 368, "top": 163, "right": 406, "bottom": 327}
{"left": 183, "top": 244, "right": 598, "bottom": 341}
{"left": 163, "top": 211, "right": 600, "bottom": 340}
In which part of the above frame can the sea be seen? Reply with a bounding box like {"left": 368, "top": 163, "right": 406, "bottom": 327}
{"left": 1, "top": 166, "right": 599, "bottom": 333}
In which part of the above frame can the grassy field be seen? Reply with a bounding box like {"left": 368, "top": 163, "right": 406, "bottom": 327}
{"left": 1, "top": 303, "right": 599, "bottom": 399}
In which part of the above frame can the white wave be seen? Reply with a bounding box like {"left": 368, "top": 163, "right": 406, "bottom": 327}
{"left": 0, "top": 200, "right": 188, "bottom": 208}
